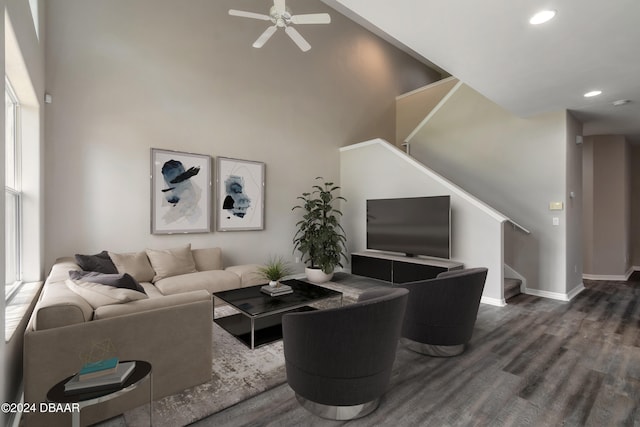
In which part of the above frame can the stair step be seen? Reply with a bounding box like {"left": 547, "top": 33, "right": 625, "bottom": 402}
{"left": 504, "top": 278, "right": 522, "bottom": 300}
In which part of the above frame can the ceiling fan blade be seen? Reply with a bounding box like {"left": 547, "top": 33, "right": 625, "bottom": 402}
{"left": 253, "top": 26, "right": 278, "bottom": 48}
{"left": 229, "top": 9, "right": 271, "bottom": 21}
{"left": 291, "top": 13, "right": 331, "bottom": 25}
{"left": 274, "top": 0, "right": 286, "bottom": 13}
{"left": 285, "top": 26, "right": 311, "bottom": 52}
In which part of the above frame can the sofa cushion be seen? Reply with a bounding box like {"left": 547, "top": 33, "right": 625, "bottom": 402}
{"left": 146, "top": 244, "right": 197, "bottom": 282}
{"left": 154, "top": 270, "right": 241, "bottom": 295}
{"left": 94, "top": 290, "right": 211, "bottom": 320}
{"left": 140, "top": 282, "right": 164, "bottom": 298}
{"left": 46, "top": 257, "right": 81, "bottom": 284}
{"left": 74, "top": 250, "right": 118, "bottom": 274}
{"left": 192, "top": 247, "right": 223, "bottom": 271}
{"left": 66, "top": 279, "right": 149, "bottom": 309}
{"left": 109, "top": 251, "right": 155, "bottom": 283}
{"left": 69, "top": 270, "right": 146, "bottom": 294}
{"left": 33, "top": 281, "right": 94, "bottom": 330}
{"left": 225, "top": 264, "right": 265, "bottom": 287}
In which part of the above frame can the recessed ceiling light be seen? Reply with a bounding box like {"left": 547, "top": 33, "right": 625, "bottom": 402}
{"left": 530, "top": 10, "right": 556, "bottom": 25}
{"left": 584, "top": 90, "right": 602, "bottom": 98}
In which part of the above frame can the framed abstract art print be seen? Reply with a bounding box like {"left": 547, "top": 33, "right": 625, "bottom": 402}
{"left": 216, "top": 157, "right": 265, "bottom": 231}
{"left": 151, "top": 148, "right": 212, "bottom": 234}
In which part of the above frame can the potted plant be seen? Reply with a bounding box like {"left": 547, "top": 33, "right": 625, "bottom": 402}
{"left": 292, "top": 177, "right": 347, "bottom": 283}
{"left": 257, "top": 256, "right": 293, "bottom": 288}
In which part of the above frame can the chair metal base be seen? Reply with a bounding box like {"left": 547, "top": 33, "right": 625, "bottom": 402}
{"left": 295, "top": 394, "right": 380, "bottom": 420}
{"left": 404, "top": 339, "right": 466, "bottom": 357}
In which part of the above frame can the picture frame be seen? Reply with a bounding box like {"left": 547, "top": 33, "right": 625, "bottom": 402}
{"left": 151, "top": 148, "right": 212, "bottom": 234}
{"left": 216, "top": 157, "right": 265, "bottom": 231}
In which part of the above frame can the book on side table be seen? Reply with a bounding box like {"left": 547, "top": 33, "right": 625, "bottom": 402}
{"left": 260, "top": 284, "right": 293, "bottom": 296}
{"left": 78, "top": 357, "right": 119, "bottom": 381}
{"left": 65, "top": 361, "right": 136, "bottom": 395}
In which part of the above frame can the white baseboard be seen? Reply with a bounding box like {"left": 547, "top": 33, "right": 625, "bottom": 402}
{"left": 582, "top": 266, "right": 636, "bottom": 281}
{"left": 481, "top": 296, "right": 506, "bottom": 307}
{"left": 582, "top": 274, "right": 625, "bottom": 281}
{"left": 523, "top": 282, "right": 585, "bottom": 302}
{"left": 566, "top": 283, "right": 586, "bottom": 300}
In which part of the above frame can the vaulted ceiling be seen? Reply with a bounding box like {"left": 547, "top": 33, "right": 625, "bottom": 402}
{"left": 322, "top": 0, "right": 640, "bottom": 143}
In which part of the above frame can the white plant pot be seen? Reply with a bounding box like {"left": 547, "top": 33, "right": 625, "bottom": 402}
{"left": 305, "top": 267, "right": 333, "bottom": 284}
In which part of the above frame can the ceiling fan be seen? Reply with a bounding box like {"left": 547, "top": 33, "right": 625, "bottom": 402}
{"left": 229, "top": 0, "right": 331, "bottom": 52}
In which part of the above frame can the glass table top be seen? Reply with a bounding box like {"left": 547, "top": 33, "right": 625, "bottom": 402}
{"left": 213, "top": 279, "right": 342, "bottom": 317}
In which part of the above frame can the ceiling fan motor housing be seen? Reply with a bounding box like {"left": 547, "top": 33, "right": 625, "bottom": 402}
{"left": 270, "top": 5, "right": 292, "bottom": 27}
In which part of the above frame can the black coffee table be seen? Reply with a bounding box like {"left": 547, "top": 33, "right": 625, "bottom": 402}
{"left": 213, "top": 279, "right": 343, "bottom": 349}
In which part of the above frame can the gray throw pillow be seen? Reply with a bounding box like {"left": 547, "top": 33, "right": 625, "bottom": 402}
{"left": 69, "top": 270, "right": 146, "bottom": 294}
{"left": 74, "top": 251, "right": 118, "bottom": 274}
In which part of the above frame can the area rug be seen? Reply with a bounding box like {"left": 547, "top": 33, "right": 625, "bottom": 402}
{"left": 111, "top": 280, "right": 362, "bottom": 427}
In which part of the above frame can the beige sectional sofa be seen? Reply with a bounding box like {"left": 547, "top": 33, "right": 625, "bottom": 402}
{"left": 23, "top": 245, "right": 263, "bottom": 427}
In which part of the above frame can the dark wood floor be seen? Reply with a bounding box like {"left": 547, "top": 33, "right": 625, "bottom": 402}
{"left": 191, "top": 278, "right": 640, "bottom": 426}
{"left": 628, "top": 271, "right": 640, "bottom": 282}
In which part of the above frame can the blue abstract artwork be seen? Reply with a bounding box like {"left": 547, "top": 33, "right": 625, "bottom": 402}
{"left": 222, "top": 175, "right": 251, "bottom": 218}
{"left": 161, "top": 160, "right": 200, "bottom": 206}
{"left": 151, "top": 149, "right": 211, "bottom": 234}
{"left": 217, "top": 157, "right": 265, "bottom": 231}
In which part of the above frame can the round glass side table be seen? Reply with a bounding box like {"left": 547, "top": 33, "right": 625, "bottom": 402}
{"left": 47, "top": 360, "right": 152, "bottom": 427}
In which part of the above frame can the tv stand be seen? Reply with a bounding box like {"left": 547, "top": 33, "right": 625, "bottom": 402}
{"left": 351, "top": 251, "right": 463, "bottom": 284}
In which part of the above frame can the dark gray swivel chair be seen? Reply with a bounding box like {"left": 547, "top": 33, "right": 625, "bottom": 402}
{"left": 282, "top": 287, "right": 409, "bottom": 420}
{"left": 400, "top": 267, "right": 487, "bottom": 357}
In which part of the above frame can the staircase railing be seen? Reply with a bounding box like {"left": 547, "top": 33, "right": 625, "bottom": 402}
{"left": 508, "top": 219, "right": 530, "bottom": 235}
{"left": 396, "top": 77, "right": 460, "bottom": 145}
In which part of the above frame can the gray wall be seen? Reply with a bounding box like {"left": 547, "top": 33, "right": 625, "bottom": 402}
{"left": 583, "top": 138, "right": 594, "bottom": 277}
{"left": 583, "top": 135, "right": 631, "bottom": 277}
{"left": 632, "top": 145, "right": 640, "bottom": 267}
{"left": 44, "top": 0, "right": 439, "bottom": 270}
{"left": 406, "top": 83, "right": 577, "bottom": 296}
{"left": 565, "top": 112, "right": 584, "bottom": 290}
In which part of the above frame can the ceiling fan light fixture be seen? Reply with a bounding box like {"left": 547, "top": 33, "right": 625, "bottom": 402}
{"left": 613, "top": 99, "right": 631, "bottom": 106}
{"left": 584, "top": 90, "right": 602, "bottom": 98}
{"left": 529, "top": 10, "right": 556, "bottom": 25}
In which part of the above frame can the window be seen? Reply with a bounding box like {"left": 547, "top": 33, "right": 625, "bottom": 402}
{"left": 5, "top": 77, "right": 22, "bottom": 300}
{"left": 29, "top": 0, "right": 39, "bottom": 40}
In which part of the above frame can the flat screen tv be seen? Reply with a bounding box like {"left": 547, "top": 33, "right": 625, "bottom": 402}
{"left": 366, "top": 196, "right": 451, "bottom": 259}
